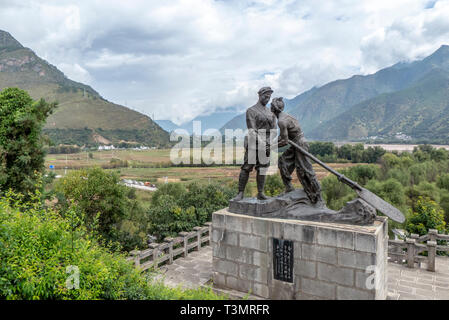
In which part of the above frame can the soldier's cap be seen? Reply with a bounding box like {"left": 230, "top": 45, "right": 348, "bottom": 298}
{"left": 258, "top": 87, "right": 273, "bottom": 95}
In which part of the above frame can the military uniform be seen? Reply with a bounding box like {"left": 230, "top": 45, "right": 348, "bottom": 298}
{"left": 241, "top": 102, "right": 276, "bottom": 172}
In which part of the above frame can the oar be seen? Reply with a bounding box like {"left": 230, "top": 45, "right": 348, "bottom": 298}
{"left": 287, "top": 139, "right": 405, "bottom": 223}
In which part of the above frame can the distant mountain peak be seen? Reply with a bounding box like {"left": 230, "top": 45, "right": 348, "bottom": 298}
{"left": 432, "top": 44, "right": 449, "bottom": 55}
{"left": 0, "top": 30, "right": 23, "bottom": 51}
{"left": 0, "top": 30, "right": 169, "bottom": 147}
{"left": 423, "top": 44, "right": 449, "bottom": 64}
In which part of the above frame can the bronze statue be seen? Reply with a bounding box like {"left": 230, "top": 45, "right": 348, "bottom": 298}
{"left": 270, "top": 97, "right": 323, "bottom": 205}
{"left": 232, "top": 87, "right": 276, "bottom": 201}
{"left": 228, "top": 95, "right": 405, "bottom": 226}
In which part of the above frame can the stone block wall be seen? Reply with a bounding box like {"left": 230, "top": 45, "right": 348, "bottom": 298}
{"left": 211, "top": 208, "right": 388, "bottom": 300}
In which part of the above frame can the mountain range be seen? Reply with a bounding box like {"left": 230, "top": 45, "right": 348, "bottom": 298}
{"left": 0, "top": 30, "right": 169, "bottom": 147}
{"left": 221, "top": 45, "right": 449, "bottom": 143}
{"left": 2, "top": 28, "right": 448, "bottom": 145}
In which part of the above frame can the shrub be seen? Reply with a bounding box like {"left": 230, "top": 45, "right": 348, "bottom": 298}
{"left": 406, "top": 197, "right": 446, "bottom": 236}
{"left": 0, "top": 193, "right": 224, "bottom": 300}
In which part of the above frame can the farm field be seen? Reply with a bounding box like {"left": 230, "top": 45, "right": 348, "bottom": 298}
{"left": 45, "top": 148, "right": 367, "bottom": 186}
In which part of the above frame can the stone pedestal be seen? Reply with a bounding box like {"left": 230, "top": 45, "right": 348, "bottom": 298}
{"left": 211, "top": 208, "right": 388, "bottom": 300}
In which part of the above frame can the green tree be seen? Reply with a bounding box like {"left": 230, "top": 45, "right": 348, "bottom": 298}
{"left": 350, "top": 143, "right": 365, "bottom": 163}
{"left": 179, "top": 182, "right": 234, "bottom": 224}
{"left": 147, "top": 195, "right": 198, "bottom": 241}
{"left": 430, "top": 148, "right": 448, "bottom": 162}
{"left": 440, "top": 195, "right": 449, "bottom": 224}
{"left": 406, "top": 197, "right": 446, "bottom": 236}
{"left": 344, "top": 164, "right": 380, "bottom": 185}
{"left": 337, "top": 144, "right": 353, "bottom": 160}
{"left": 0, "top": 88, "right": 56, "bottom": 196}
{"left": 380, "top": 153, "right": 401, "bottom": 172}
{"left": 151, "top": 183, "right": 187, "bottom": 206}
{"left": 309, "top": 142, "right": 336, "bottom": 157}
{"left": 365, "top": 178, "right": 406, "bottom": 209}
{"left": 321, "top": 175, "right": 355, "bottom": 210}
{"left": 55, "top": 167, "right": 146, "bottom": 250}
{"left": 362, "top": 146, "right": 386, "bottom": 163}
{"left": 437, "top": 173, "right": 449, "bottom": 191}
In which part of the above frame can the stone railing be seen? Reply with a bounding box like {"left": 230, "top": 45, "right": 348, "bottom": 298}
{"left": 388, "top": 229, "right": 449, "bottom": 272}
{"left": 128, "top": 222, "right": 212, "bottom": 271}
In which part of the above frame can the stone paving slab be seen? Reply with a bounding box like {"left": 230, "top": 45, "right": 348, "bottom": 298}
{"left": 153, "top": 246, "right": 449, "bottom": 300}
{"left": 387, "top": 257, "right": 449, "bottom": 300}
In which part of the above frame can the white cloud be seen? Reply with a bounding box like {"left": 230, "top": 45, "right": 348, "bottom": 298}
{"left": 0, "top": 0, "right": 448, "bottom": 123}
{"left": 58, "top": 63, "right": 93, "bottom": 84}
{"left": 360, "top": 0, "right": 449, "bottom": 72}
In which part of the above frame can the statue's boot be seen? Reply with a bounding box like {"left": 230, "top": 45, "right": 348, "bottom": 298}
{"left": 311, "top": 193, "right": 326, "bottom": 208}
{"left": 256, "top": 172, "right": 269, "bottom": 200}
{"left": 232, "top": 170, "right": 249, "bottom": 201}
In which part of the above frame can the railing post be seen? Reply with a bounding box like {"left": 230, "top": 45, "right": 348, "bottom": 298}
{"left": 410, "top": 234, "right": 420, "bottom": 267}
{"left": 427, "top": 240, "right": 437, "bottom": 272}
{"left": 149, "top": 243, "right": 159, "bottom": 268}
{"left": 395, "top": 243, "right": 402, "bottom": 261}
{"left": 204, "top": 222, "right": 212, "bottom": 244}
{"left": 164, "top": 237, "right": 174, "bottom": 264}
{"left": 131, "top": 250, "right": 141, "bottom": 268}
{"left": 428, "top": 229, "right": 438, "bottom": 242}
{"left": 406, "top": 238, "right": 416, "bottom": 268}
{"left": 179, "top": 231, "right": 189, "bottom": 257}
{"left": 193, "top": 226, "right": 202, "bottom": 251}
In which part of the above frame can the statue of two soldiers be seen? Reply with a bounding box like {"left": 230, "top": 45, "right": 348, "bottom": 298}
{"left": 233, "top": 87, "right": 323, "bottom": 205}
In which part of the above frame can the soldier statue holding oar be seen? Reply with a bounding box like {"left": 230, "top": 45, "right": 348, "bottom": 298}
{"left": 229, "top": 88, "right": 404, "bottom": 225}
{"left": 269, "top": 96, "right": 405, "bottom": 224}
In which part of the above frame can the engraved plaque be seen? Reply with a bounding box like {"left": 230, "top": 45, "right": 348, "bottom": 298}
{"left": 273, "top": 238, "right": 294, "bottom": 283}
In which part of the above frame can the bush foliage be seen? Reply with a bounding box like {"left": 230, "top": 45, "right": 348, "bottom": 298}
{"left": 148, "top": 182, "right": 235, "bottom": 240}
{"left": 55, "top": 167, "right": 148, "bottom": 251}
{"left": 319, "top": 145, "right": 449, "bottom": 235}
{"left": 0, "top": 191, "right": 224, "bottom": 300}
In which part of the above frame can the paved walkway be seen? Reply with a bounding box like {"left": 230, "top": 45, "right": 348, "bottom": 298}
{"left": 388, "top": 257, "right": 449, "bottom": 300}
{"left": 154, "top": 246, "right": 449, "bottom": 300}
{"left": 155, "top": 247, "right": 214, "bottom": 289}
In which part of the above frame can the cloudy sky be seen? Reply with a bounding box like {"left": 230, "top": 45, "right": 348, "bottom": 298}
{"left": 1, "top": 0, "right": 449, "bottom": 124}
